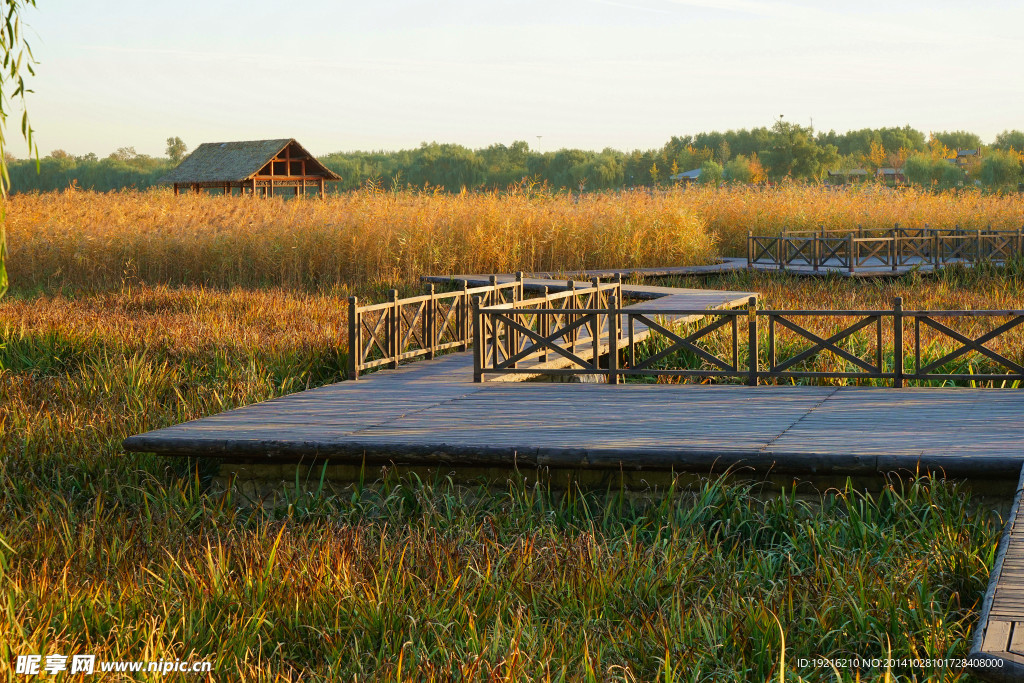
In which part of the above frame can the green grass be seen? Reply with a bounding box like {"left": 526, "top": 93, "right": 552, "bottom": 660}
{"left": 0, "top": 273, "right": 1015, "bottom": 681}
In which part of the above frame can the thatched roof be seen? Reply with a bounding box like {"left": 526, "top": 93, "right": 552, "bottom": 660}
{"left": 160, "top": 139, "right": 341, "bottom": 184}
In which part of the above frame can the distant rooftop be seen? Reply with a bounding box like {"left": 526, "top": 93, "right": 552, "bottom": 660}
{"left": 160, "top": 138, "right": 341, "bottom": 185}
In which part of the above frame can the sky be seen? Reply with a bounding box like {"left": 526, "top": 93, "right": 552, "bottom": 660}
{"left": 12, "top": 0, "right": 1024, "bottom": 158}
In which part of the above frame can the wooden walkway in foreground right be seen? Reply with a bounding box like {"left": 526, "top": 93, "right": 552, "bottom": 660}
{"left": 972, "top": 466, "right": 1024, "bottom": 680}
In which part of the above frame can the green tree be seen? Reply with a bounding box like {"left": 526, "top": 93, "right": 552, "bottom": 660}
{"left": 698, "top": 159, "right": 723, "bottom": 185}
{"left": 980, "top": 150, "right": 1023, "bottom": 190}
{"left": 763, "top": 119, "right": 837, "bottom": 180}
{"left": 939, "top": 162, "right": 965, "bottom": 189}
{"left": 932, "top": 130, "right": 984, "bottom": 152}
{"left": 993, "top": 130, "right": 1024, "bottom": 152}
{"left": 0, "top": 0, "right": 39, "bottom": 298}
{"left": 902, "top": 154, "right": 935, "bottom": 186}
{"left": 165, "top": 136, "right": 187, "bottom": 164}
{"left": 723, "top": 155, "right": 752, "bottom": 183}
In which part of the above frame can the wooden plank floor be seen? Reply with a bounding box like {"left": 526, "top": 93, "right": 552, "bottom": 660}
{"left": 124, "top": 374, "right": 1024, "bottom": 479}
{"left": 971, "top": 467, "right": 1024, "bottom": 681}
{"left": 422, "top": 256, "right": 994, "bottom": 282}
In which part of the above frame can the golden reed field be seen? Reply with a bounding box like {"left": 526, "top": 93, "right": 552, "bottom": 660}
{"left": 2, "top": 185, "right": 1019, "bottom": 679}
{"left": 6, "top": 184, "right": 1023, "bottom": 293}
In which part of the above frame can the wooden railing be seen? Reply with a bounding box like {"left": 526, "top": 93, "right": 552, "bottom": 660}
{"left": 471, "top": 279, "right": 622, "bottom": 382}
{"left": 347, "top": 275, "right": 524, "bottom": 379}
{"left": 747, "top": 226, "right": 1024, "bottom": 273}
{"left": 475, "top": 295, "right": 1024, "bottom": 386}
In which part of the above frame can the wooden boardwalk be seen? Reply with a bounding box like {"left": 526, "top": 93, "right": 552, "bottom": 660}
{"left": 972, "top": 465, "right": 1024, "bottom": 680}
{"left": 124, "top": 376, "right": 1024, "bottom": 480}
{"left": 420, "top": 256, "right": 991, "bottom": 282}
{"left": 121, "top": 273, "right": 1024, "bottom": 678}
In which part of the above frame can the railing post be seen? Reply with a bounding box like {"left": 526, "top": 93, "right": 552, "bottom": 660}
{"left": 388, "top": 290, "right": 400, "bottom": 369}
{"left": 747, "top": 231, "right": 753, "bottom": 269}
{"left": 489, "top": 274, "right": 498, "bottom": 306}
{"left": 568, "top": 279, "right": 577, "bottom": 357}
{"left": 628, "top": 309, "right": 636, "bottom": 369}
{"left": 977, "top": 229, "right": 983, "bottom": 262}
{"left": 890, "top": 233, "right": 897, "bottom": 272}
{"left": 540, "top": 286, "right": 550, "bottom": 363}
{"left": 894, "top": 222, "right": 901, "bottom": 267}
{"left": 893, "top": 296, "right": 904, "bottom": 388}
{"left": 932, "top": 230, "right": 940, "bottom": 268}
{"left": 348, "top": 296, "right": 359, "bottom": 381}
{"left": 747, "top": 296, "right": 758, "bottom": 386}
{"left": 459, "top": 281, "right": 470, "bottom": 351}
{"left": 426, "top": 284, "right": 436, "bottom": 359}
{"left": 848, "top": 233, "right": 855, "bottom": 275}
{"left": 778, "top": 236, "right": 786, "bottom": 271}
{"left": 608, "top": 294, "right": 619, "bottom": 384}
{"left": 472, "top": 296, "right": 483, "bottom": 382}
{"left": 813, "top": 230, "right": 820, "bottom": 272}
{"left": 510, "top": 272, "right": 524, "bottom": 360}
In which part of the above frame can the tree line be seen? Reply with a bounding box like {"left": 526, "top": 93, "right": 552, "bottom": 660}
{"left": 7, "top": 126, "right": 1024, "bottom": 195}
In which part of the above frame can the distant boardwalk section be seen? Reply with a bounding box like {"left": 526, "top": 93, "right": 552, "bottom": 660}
{"left": 748, "top": 225, "right": 1024, "bottom": 275}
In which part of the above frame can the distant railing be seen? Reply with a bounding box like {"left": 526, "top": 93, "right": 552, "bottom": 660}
{"left": 747, "top": 225, "right": 1024, "bottom": 273}
{"left": 475, "top": 295, "right": 1024, "bottom": 386}
{"left": 347, "top": 275, "right": 525, "bottom": 379}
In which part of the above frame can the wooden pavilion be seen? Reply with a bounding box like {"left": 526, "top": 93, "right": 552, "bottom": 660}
{"left": 160, "top": 139, "right": 341, "bottom": 197}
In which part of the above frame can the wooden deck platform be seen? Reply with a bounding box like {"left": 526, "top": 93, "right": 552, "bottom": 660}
{"left": 122, "top": 273, "right": 1024, "bottom": 676}
{"left": 124, "top": 357, "right": 1024, "bottom": 480}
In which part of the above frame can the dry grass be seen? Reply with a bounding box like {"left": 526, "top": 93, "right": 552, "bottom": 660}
{"left": 5, "top": 187, "right": 715, "bottom": 292}
{"left": 1, "top": 274, "right": 1011, "bottom": 679}
{"left": 7, "top": 185, "right": 1022, "bottom": 295}
{"left": 3, "top": 187, "right": 1020, "bottom": 679}
{"left": 678, "top": 184, "right": 1024, "bottom": 255}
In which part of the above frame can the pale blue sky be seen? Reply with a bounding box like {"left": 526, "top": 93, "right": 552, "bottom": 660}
{"left": 15, "top": 0, "right": 1024, "bottom": 158}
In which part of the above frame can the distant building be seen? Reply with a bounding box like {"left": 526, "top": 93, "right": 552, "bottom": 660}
{"left": 947, "top": 148, "right": 982, "bottom": 168}
{"left": 669, "top": 168, "right": 702, "bottom": 184}
{"left": 160, "top": 138, "right": 341, "bottom": 197}
{"left": 827, "top": 168, "right": 869, "bottom": 185}
{"left": 875, "top": 167, "right": 906, "bottom": 185}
